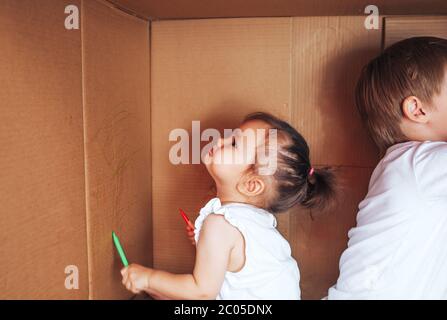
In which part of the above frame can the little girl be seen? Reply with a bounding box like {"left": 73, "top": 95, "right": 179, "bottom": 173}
{"left": 121, "top": 112, "right": 336, "bottom": 299}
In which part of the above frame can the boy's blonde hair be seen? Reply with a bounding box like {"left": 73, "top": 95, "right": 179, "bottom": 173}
{"left": 355, "top": 36, "right": 447, "bottom": 151}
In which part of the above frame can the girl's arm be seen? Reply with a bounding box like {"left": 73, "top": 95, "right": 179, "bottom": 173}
{"left": 121, "top": 214, "right": 239, "bottom": 299}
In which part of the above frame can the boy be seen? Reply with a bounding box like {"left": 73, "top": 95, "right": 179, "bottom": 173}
{"left": 328, "top": 37, "right": 447, "bottom": 299}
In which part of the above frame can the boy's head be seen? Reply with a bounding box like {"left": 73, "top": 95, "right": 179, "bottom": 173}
{"left": 355, "top": 36, "right": 447, "bottom": 151}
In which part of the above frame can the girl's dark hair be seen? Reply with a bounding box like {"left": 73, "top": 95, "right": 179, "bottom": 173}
{"left": 242, "top": 112, "right": 336, "bottom": 214}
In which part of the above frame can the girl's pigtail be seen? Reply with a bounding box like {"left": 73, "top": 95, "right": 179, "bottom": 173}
{"left": 301, "top": 167, "right": 337, "bottom": 210}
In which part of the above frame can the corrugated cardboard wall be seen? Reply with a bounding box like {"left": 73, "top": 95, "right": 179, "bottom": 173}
{"left": 384, "top": 16, "right": 447, "bottom": 47}
{"left": 109, "top": 0, "right": 447, "bottom": 19}
{"left": 0, "top": 0, "right": 152, "bottom": 299}
{"left": 0, "top": 0, "right": 88, "bottom": 299}
{"left": 82, "top": 0, "right": 152, "bottom": 299}
{"left": 151, "top": 17, "right": 381, "bottom": 299}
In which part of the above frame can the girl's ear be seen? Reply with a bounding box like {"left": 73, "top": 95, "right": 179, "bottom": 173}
{"left": 402, "top": 96, "right": 429, "bottom": 124}
{"left": 237, "top": 175, "right": 265, "bottom": 197}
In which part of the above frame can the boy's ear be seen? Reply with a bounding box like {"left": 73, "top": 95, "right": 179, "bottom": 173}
{"left": 402, "top": 96, "right": 429, "bottom": 124}
{"left": 237, "top": 175, "right": 265, "bottom": 197}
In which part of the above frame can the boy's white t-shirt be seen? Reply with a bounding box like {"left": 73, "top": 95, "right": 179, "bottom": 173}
{"left": 328, "top": 141, "right": 447, "bottom": 299}
{"left": 194, "top": 197, "right": 301, "bottom": 300}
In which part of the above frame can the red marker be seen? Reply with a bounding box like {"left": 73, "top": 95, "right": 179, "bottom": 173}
{"left": 179, "top": 208, "right": 194, "bottom": 229}
{"left": 179, "top": 208, "right": 190, "bottom": 223}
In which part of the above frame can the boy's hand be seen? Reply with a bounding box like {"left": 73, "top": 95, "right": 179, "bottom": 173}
{"left": 121, "top": 263, "right": 152, "bottom": 294}
{"left": 185, "top": 221, "right": 196, "bottom": 246}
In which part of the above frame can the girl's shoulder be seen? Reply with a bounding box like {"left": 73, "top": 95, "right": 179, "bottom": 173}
{"left": 193, "top": 197, "right": 246, "bottom": 245}
{"left": 194, "top": 198, "right": 277, "bottom": 235}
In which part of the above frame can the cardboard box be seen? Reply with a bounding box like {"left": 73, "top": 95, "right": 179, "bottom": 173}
{"left": 1, "top": 0, "right": 446, "bottom": 299}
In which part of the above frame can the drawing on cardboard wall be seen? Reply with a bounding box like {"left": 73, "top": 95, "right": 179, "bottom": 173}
{"left": 91, "top": 104, "right": 143, "bottom": 220}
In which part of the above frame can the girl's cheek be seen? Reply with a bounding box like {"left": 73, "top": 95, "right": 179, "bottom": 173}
{"left": 214, "top": 149, "right": 235, "bottom": 165}
{"left": 237, "top": 149, "right": 255, "bottom": 166}
{"left": 212, "top": 161, "right": 242, "bottom": 181}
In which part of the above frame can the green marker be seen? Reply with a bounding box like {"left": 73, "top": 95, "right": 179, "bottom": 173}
{"left": 112, "top": 231, "right": 129, "bottom": 267}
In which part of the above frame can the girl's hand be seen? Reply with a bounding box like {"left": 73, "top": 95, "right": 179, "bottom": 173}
{"left": 185, "top": 221, "right": 196, "bottom": 246}
{"left": 121, "top": 264, "right": 152, "bottom": 294}
{"left": 124, "top": 214, "right": 238, "bottom": 299}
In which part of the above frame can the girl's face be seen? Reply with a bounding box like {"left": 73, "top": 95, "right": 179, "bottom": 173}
{"left": 203, "top": 120, "right": 272, "bottom": 188}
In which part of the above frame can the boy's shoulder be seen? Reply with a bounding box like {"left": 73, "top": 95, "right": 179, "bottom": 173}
{"left": 368, "top": 141, "right": 446, "bottom": 189}
{"left": 383, "top": 140, "right": 447, "bottom": 166}
{"left": 410, "top": 141, "right": 447, "bottom": 178}
{"left": 372, "top": 140, "right": 447, "bottom": 195}
{"left": 358, "top": 141, "right": 447, "bottom": 221}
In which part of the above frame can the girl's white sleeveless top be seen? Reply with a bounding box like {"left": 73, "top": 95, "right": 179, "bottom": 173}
{"left": 194, "top": 197, "right": 301, "bottom": 300}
